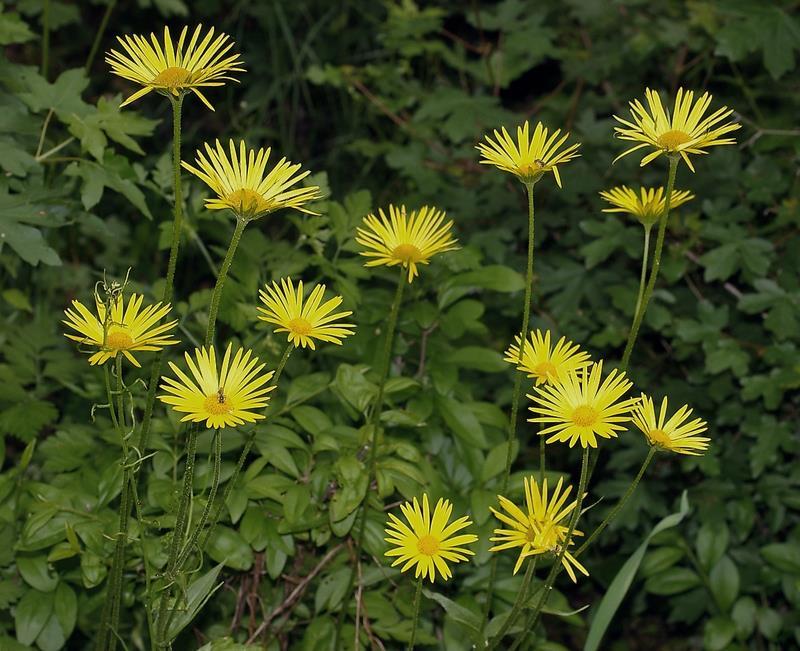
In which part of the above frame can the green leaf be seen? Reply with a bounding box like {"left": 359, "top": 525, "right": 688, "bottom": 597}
{"left": 14, "top": 588, "right": 54, "bottom": 645}
{"left": 448, "top": 346, "right": 507, "bottom": 372}
{"left": 437, "top": 395, "right": 488, "bottom": 448}
{"left": 761, "top": 7, "right": 800, "bottom": 79}
{"left": 731, "top": 596, "right": 757, "bottom": 638}
{"left": 644, "top": 567, "right": 701, "bottom": 596}
{"left": 206, "top": 527, "right": 254, "bottom": 571}
{"left": 16, "top": 555, "right": 58, "bottom": 592}
{"left": 696, "top": 522, "right": 729, "bottom": 570}
{"left": 424, "top": 590, "right": 482, "bottom": 642}
{"left": 54, "top": 582, "right": 77, "bottom": 640}
{"left": 64, "top": 156, "right": 152, "bottom": 218}
{"left": 709, "top": 555, "right": 739, "bottom": 612}
{"left": 0, "top": 12, "right": 35, "bottom": 44}
{"left": 314, "top": 567, "right": 351, "bottom": 612}
{"left": 166, "top": 563, "right": 224, "bottom": 640}
{"left": 449, "top": 265, "right": 525, "bottom": 292}
{"left": 18, "top": 68, "right": 90, "bottom": 119}
{"left": 761, "top": 542, "right": 800, "bottom": 574}
{"left": 703, "top": 616, "right": 736, "bottom": 651}
{"left": 583, "top": 492, "right": 690, "bottom": 651}
{"left": 0, "top": 400, "right": 59, "bottom": 442}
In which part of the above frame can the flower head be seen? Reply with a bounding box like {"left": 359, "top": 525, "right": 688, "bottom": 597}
{"left": 106, "top": 25, "right": 244, "bottom": 109}
{"left": 159, "top": 344, "right": 275, "bottom": 429}
{"left": 614, "top": 88, "right": 740, "bottom": 171}
{"left": 600, "top": 186, "right": 694, "bottom": 227}
{"left": 385, "top": 494, "right": 478, "bottom": 583}
{"left": 477, "top": 121, "right": 581, "bottom": 187}
{"left": 490, "top": 476, "right": 588, "bottom": 582}
{"left": 528, "top": 361, "right": 639, "bottom": 448}
{"left": 633, "top": 394, "right": 709, "bottom": 456}
{"left": 356, "top": 205, "right": 458, "bottom": 283}
{"left": 182, "top": 140, "right": 321, "bottom": 220}
{"left": 505, "top": 329, "right": 591, "bottom": 386}
{"left": 63, "top": 292, "right": 178, "bottom": 367}
{"left": 257, "top": 277, "right": 355, "bottom": 350}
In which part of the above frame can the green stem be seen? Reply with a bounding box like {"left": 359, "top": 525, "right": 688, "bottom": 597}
{"left": 85, "top": 0, "right": 116, "bottom": 72}
{"left": 575, "top": 447, "right": 655, "bottom": 557}
{"left": 41, "top": 0, "right": 50, "bottom": 79}
{"left": 175, "top": 429, "right": 222, "bottom": 570}
{"left": 483, "top": 181, "right": 536, "bottom": 631}
{"left": 620, "top": 157, "right": 678, "bottom": 371}
{"left": 407, "top": 577, "right": 423, "bottom": 651}
{"left": 97, "top": 359, "right": 130, "bottom": 651}
{"left": 205, "top": 217, "right": 247, "bottom": 347}
{"left": 335, "top": 272, "right": 406, "bottom": 648}
{"left": 487, "top": 558, "right": 536, "bottom": 649}
{"left": 155, "top": 423, "right": 198, "bottom": 644}
{"left": 633, "top": 226, "right": 651, "bottom": 321}
{"left": 134, "top": 95, "right": 185, "bottom": 477}
{"left": 128, "top": 473, "right": 156, "bottom": 646}
{"left": 515, "top": 446, "right": 590, "bottom": 646}
{"left": 200, "top": 344, "right": 294, "bottom": 549}
{"left": 199, "top": 344, "right": 294, "bottom": 551}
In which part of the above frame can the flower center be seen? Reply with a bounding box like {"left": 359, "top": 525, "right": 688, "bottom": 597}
{"left": 226, "top": 188, "right": 270, "bottom": 216}
{"left": 532, "top": 361, "right": 557, "bottom": 381}
{"left": 572, "top": 405, "right": 598, "bottom": 428}
{"left": 152, "top": 66, "right": 192, "bottom": 89}
{"left": 658, "top": 129, "right": 691, "bottom": 151}
{"left": 524, "top": 526, "right": 538, "bottom": 543}
{"left": 203, "top": 391, "right": 231, "bottom": 415}
{"left": 417, "top": 534, "right": 440, "bottom": 556}
{"left": 106, "top": 330, "right": 133, "bottom": 350}
{"left": 392, "top": 243, "right": 423, "bottom": 263}
{"left": 648, "top": 428, "right": 672, "bottom": 447}
{"left": 517, "top": 159, "right": 546, "bottom": 183}
{"left": 288, "top": 318, "right": 313, "bottom": 335}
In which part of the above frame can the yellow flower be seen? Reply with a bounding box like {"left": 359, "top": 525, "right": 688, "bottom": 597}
{"left": 490, "top": 476, "right": 588, "bottom": 582}
{"left": 528, "top": 361, "right": 639, "bottom": 448}
{"left": 355, "top": 204, "right": 458, "bottom": 283}
{"left": 476, "top": 121, "right": 581, "bottom": 187}
{"left": 384, "top": 494, "right": 478, "bottom": 583}
{"left": 106, "top": 25, "right": 244, "bottom": 109}
{"left": 257, "top": 277, "right": 355, "bottom": 350}
{"left": 600, "top": 185, "right": 695, "bottom": 227}
{"left": 632, "top": 394, "right": 710, "bottom": 456}
{"left": 504, "top": 329, "right": 591, "bottom": 386}
{"left": 182, "top": 140, "right": 321, "bottom": 220}
{"left": 613, "top": 88, "right": 740, "bottom": 171}
{"left": 63, "top": 293, "right": 178, "bottom": 367}
{"left": 159, "top": 344, "right": 275, "bottom": 429}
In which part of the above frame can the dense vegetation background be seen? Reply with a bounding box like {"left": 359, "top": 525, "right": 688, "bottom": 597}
{"left": 1, "top": 0, "right": 798, "bottom": 649}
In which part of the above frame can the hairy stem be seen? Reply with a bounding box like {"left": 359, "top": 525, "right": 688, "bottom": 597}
{"left": 576, "top": 447, "right": 655, "bottom": 557}
{"left": 513, "top": 446, "right": 590, "bottom": 646}
{"left": 199, "top": 343, "right": 294, "bottom": 551}
{"left": 483, "top": 181, "right": 536, "bottom": 631}
{"left": 487, "top": 558, "right": 536, "bottom": 649}
{"left": 620, "top": 157, "right": 678, "bottom": 370}
{"left": 205, "top": 217, "right": 248, "bottom": 347}
{"left": 633, "top": 226, "right": 652, "bottom": 320}
{"left": 335, "top": 272, "right": 406, "bottom": 648}
{"left": 85, "top": 0, "right": 116, "bottom": 72}
{"left": 407, "top": 577, "right": 424, "bottom": 651}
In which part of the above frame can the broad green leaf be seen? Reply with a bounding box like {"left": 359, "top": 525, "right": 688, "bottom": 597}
{"left": 206, "top": 527, "right": 254, "bottom": 571}
{"left": 15, "top": 588, "right": 54, "bottom": 645}
{"left": 709, "top": 555, "right": 739, "bottom": 612}
{"left": 437, "top": 394, "right": 488, "bottom": 448}
{"left": 583, "top": 491, "right": 690, "bottom": 651}
{"left": 703, "top": 616, "right": 736, "bottom": 651}
{"left": 166, "top": 563, "right": 224, "bottom": 640}
{"left": 16, "top": 554, "right": 58, "bottom": 592}
{"left": 761, "top": 542, "right": 800, "bottom": 574}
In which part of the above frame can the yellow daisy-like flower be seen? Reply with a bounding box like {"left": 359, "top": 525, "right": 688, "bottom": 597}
{"left": 158, "top": 344, "right": 275, "bottom": 429}
{"left": 490, "top": 476, "right": 588, "bottom": 582}
{"left": 63, "top": 293, "right": 178, "bottom": 367}
{"left": 504, "top": 329, "right": 591, "bottom": 386}
{"left": 600, "top": 186, "right": 695, "bottom": 227}
{"left": 476, "top": 121, "right": 581, "bottom": 187}
{"left": 614, "top": 88, "right": 740, "bottom": 171}
{"left": 632, "top": 394, "right": 710, "bottom": 456}
{"left": 528, "top": 361, "right": 639, "bottom": 448}
{"left": 384, "top": 494, "right": 478, "bottom": 583}
{"left": 182, "top": 140, "right": 321, "bottom": 220}
{"left": 106, "top": 25, "right": 244, "bottom": 109}
{"left": 355, "top": 205, "right": 458, "bottom": 283}
{"left": 257, "top": 277, "right": 355, "bottom": 350}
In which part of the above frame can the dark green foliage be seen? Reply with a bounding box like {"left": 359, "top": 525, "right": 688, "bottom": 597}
{"left": 1, "top": 0, "right": 798, "bottom": 649}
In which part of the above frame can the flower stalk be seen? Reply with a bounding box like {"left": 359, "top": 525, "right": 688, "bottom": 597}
{"left": 487, "top": 558, "right": 536, "bottom": 649}
{"left": 483, "top": 180, "right": 536, "bottom": 630}
{"left": 620, "top": 156, "right": 678, "bottom": 370}
{"left": 206, "top": 216, "right": 248, "bottom": 346}
{"left": 408, "top": 577, "right": 424, "bottom": 651}
{"left": 336, "top": 271, "right": 406, "bottom": 647}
